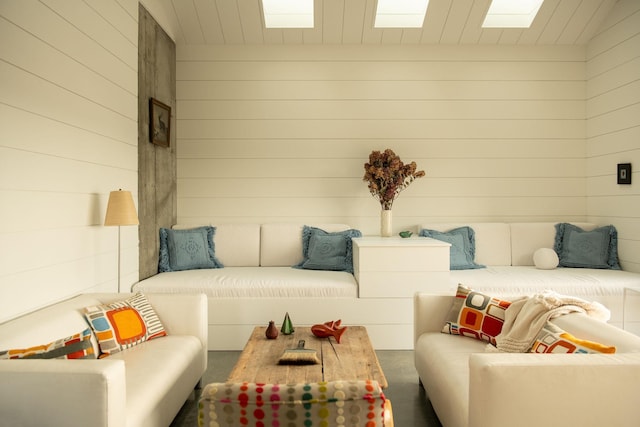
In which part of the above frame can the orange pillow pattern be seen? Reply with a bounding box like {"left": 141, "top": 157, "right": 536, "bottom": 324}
{"left": 0, "top": 328, "right": 95, "bottom": 360}
{"left": 442, "top": 284, "right": 512, "bottom": 345}
{"left": 530, "top": 321, "right": 616, "bottom": 354}
{"left": 84, "top": 292, "right": 166, "bottom": 357}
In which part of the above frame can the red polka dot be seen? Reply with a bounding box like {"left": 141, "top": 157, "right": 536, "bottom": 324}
{"left": 239, "top": 393, "right": 249, "bottom": 408}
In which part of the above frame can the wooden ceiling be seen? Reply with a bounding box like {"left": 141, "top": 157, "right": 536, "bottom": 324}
{"left": 155, "top": 0, "right": 617, "bottom": 45}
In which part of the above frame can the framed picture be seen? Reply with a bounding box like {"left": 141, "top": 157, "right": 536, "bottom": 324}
{"left": 149, "top": 98, "right": 171, "bottom": 147}
{"left": 617, "top": 163, "right": 632, "bottom": 185}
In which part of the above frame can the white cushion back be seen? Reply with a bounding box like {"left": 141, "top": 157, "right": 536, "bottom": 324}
{"left": 421, "top": 223, "right": 512, "bottom": 266}
{"left": 0, "top": 295, "right": 102, "bottom": 354}
{"left": 212, "top": 224, "right": 261, "bottom": 266}
{"left": 510, "top": 222, "right": 596, "bottom": 266}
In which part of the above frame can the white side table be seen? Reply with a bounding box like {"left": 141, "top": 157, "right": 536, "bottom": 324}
{"left": 623, "top": 287, "right": 640, "bottom": 336}
{"left": 352, "top": 236, "right": 451, "bottom": 298}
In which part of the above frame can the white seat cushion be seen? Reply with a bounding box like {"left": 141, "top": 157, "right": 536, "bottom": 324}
{"left": 133, "top": 266, "right": 358, "bottom": 298}
{"left": 111, "top": 335, "right": 204, "bottom": 427}
{"left": 415, "top": 333, "right": 485, "bottom": 427}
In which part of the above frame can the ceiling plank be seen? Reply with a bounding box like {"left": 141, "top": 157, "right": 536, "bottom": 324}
{"left": 237, "top": 0, "right": 264, "bottom": 44}
{"left": 575, "top": 0, "right": 618, "bottom": 45}
{"left": 194, "top": 0, "right": 224, "bottom": 44}
{"left": 302, "top": 0, "right": 324, "bottom": 44}
{"left": 537, "top": 0, "right": 581, "bottom": 44}
{"left": 342, "top": 0, "right": 366, "bottom": 44}
{"left": 216, "top": 0, "right": 245, "bottom": 43}
{"left": 440, "top": 0, "right": 474, "bottom": 44}
{"left": 421, "top": 0, "right": 453, "bottom": 43}
{"left": 458, "top": 0, "right": 490, "bottom": 44}
{"left": 400, "top": 28, "right": 424, "bottom": 44}
{"left": 498, "top": 29, "right": 524, "bottom": 45}
{"left": 172, "top": 0, "right": 205, "bottom": 44}
{"left": 517, "top": 0, "right": 560, "bottom": 45}
{"left": 361, "top": 0, "right": 383, "bottom": 45}
{"left": 322, "top": 0, "right": 344, "bottom": 44}
{"left": 380, "top": 28, "right": 403, "bottom": 44}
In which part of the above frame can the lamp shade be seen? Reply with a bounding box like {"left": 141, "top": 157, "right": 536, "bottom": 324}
{"left": 104, "top": 190, "right": 139, "bottom": 226}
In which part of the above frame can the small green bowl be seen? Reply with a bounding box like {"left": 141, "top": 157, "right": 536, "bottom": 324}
{"left": 399, "top": 231, "right": 413, "bottom": 238}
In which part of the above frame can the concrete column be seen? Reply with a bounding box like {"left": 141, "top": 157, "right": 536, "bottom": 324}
{"left": 138, "top": 4, "right": 177, "bottom": 280}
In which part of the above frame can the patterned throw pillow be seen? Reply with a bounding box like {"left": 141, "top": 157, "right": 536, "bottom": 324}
{"left": 295, "top": 226, "right": 362, "bottom": 273}
{"left": 0, "top": 328, "right": 95, "bottom": 360}
{"left": 419, "top": 227, "right": 485, "bottom": 270}
{"left": 442, "top": 284, "right": 512, "bottom": 345}
{"left": 84, "top": 292, "right": 166, "bottom": 357}
{"left": 530, "top": 321, "right": 616, "bottom": 354}
{"left": 158, "top": 226, "right": 223, "bottom": 272}
{"left": 554, "top": 223, "right": 621, "bottom": 269}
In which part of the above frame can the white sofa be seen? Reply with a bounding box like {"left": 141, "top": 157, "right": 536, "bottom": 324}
{"left": 420, "top": 222, "right": 640, "bottom": 328}
{"left": 134, "top": 223, "right": 421, "bottom": 350}
{"left": 134, "top": 222, "right": 640, "bottom": 350}
{"left": 0, "top": 293, "right": 207, "bottom": 427}
{"left": 414, "top": 293, "right": 640, "bottom": 427}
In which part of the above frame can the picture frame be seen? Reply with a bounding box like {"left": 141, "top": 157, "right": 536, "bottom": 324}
{"left": 149, "top": 98, "right": 171, "bottom": 147}
{"left": 617, "top": 163, "right": 632, "bottom": 185}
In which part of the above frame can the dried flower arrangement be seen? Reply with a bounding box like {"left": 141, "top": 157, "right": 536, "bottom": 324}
{"left": 363, "top": 149, "right": 426, "bottom": 210}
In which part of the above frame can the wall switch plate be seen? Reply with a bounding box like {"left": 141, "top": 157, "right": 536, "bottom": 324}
{"left": 618, "top": 163, "right": 632, "bottom": 185}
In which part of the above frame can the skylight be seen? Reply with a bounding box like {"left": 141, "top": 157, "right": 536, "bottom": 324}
{"left": 262, "top": 0, "right": 314, "bottom": 28}
{"left": 374, "top": 0, "right": 429, "bottom": 28}
{"left": 482, "top": 0, "right": 544, "bottom": 28}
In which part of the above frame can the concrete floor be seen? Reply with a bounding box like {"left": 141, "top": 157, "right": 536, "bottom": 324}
{"left": 170, "top": 350, "right": 443, "bottom": 426}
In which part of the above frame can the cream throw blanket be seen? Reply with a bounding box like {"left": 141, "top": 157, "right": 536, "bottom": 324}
{"left": 492, "top": 290, "right": 610, "bottom": 353}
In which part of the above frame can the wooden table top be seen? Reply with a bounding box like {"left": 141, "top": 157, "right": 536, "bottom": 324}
{"left": 227, "top": 326, "right": 388, "bottom": 388}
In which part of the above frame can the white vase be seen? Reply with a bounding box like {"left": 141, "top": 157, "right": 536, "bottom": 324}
{"left": 381, "top": 210, "right": 392, "bottom": 237}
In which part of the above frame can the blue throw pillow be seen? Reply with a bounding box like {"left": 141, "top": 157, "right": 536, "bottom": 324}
{"left": 158, "top": 226, "right": 223, "bottom": 272}
{"left": 554, "top": 223, "right": 620, "bottom": 270}
{"left": 295, "top": 226, "right": 362, "bottom": 273}
{"left": 419, "top": 226, "right": 485, "bottom": 270}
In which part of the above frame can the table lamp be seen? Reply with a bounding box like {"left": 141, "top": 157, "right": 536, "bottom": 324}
{"left": 104, "top": 189, "right": 139, "bottom": 292}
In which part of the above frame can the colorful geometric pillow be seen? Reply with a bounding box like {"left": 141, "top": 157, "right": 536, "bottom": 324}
{"left": 84, "top": 293, "right": 166, "bottom": 357}
{"left": 442, "top": 284, "right": 512, "bottom": 345}
{"left": 0, "top": 328, "right": 95, "bottom": 360}
{"left": 530, "top": 321, "right": 616, "bottom": 354}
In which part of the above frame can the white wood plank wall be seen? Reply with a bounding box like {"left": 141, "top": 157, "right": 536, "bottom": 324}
{"left": 0, "top": 0, "right": 139, "bottom": 323}
{"left": 176, "top": 44, "right": 588, "bottom": 235}
{"left": 586, "top": 0, "right": 640, "bottom": 273}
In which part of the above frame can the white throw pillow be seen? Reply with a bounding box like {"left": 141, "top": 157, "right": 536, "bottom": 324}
{"left": 533, "top": 248, "right": 559, "bottom": 270}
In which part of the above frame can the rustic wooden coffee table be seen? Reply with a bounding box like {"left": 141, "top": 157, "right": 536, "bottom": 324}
{"left": 227, "top": 325, "right": 388, "bottom": 388}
